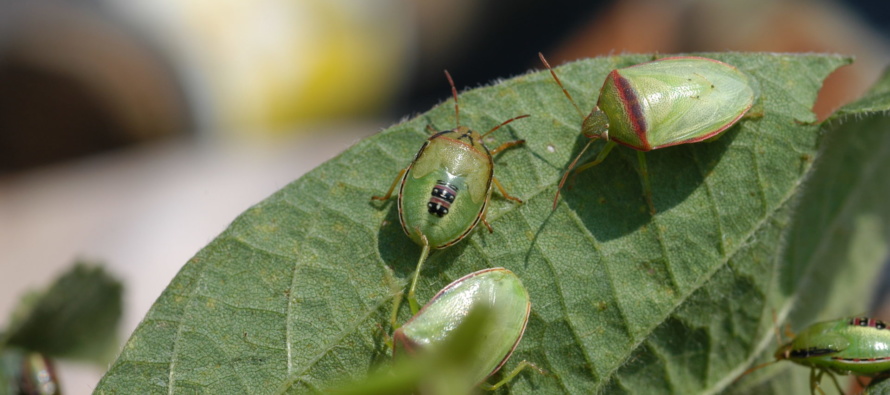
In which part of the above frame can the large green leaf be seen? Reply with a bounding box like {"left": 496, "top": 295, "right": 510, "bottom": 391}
{"left": 96, "top": 53, "right": 890, "bottom": 394}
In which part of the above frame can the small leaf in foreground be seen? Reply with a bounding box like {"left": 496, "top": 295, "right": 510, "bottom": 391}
{"left": 3, "top": 262, "right": 123, "bottom": 363}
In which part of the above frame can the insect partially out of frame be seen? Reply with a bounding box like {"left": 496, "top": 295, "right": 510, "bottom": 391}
{"left": 1, "top": 351, "right": 60, "bottom": 395}
{"left": 539, "top": 53, "right": 758, "bottom": 214}
{"left": 393, "top": 267, "right": 543, "bottom": 391}
{"left": 372, "top": 71, "right": 528, "bottom": 314}
{"left": 740, "top": 316, "right": 890, "bottom": 394}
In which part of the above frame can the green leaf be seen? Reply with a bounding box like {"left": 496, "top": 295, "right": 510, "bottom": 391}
{"left": 2, "top": 263, "right": 123, "bottom": 363}
{"left": 96, "top": 53, "right": 890, "bottom": 394}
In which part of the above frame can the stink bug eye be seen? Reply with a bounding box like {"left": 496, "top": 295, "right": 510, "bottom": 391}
{"left": 371, "top": 71, "right": 529, "bottom": 316}
{"left": 393, "top": 268, "right": 544, "bottom": 391}
{"left": 540, "top": 53, "right": 758, "bottom": 213}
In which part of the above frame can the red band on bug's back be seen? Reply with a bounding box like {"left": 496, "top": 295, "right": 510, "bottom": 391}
{"left": 434, "top": 183, "right": 458, "bottom": 201}
{"left": 429, "top": 196, "right": 452, "bottom": 206}
{"left": 832, "top": 356, "right": 890, "bottom": 364}
{"left": 609, "top": 70, "right": 650, "bottom": 150}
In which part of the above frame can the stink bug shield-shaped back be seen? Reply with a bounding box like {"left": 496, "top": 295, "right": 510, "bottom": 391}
{"left": 540, "top": 54, "right": 758, "bottom": 213}
{"left": 372, "top": 71, "right": 528, "bottom": 315}
{"left": 393, "top": 268, "right": 543, "bottom": 391}
{"left": 739, "top": 316, "right": 890, "bottom": 394}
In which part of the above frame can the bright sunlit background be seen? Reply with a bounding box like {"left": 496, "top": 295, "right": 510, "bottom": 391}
{"left": 0, "top": 0, "right": 888, "bottom": 393}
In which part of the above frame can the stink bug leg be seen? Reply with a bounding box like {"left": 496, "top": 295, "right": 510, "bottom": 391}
{"left": 492, "top": 177, "right": 522, "bottom": 204}
{"left": 489, "top": 140, "right": 526, "bottom": 156}
{"left": 405, "top": 234, "right": 431, "bottom": 315}
{"left": 479, "top": 360, "right": 546, "bottom": 391}
{"left": 480, "top": 211, "right": 493, "bottom": 233}
{"left": 371, "top": 168, "right": 407, "bottom": 202}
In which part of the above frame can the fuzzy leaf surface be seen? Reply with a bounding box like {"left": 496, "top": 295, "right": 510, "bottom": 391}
{"left": 94, "top": 53, "right": 881, "bottom": 394}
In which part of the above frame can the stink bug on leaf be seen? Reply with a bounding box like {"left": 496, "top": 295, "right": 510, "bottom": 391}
{"left": 539, "top": 53, "right": 758, "bottom": 213}
{"left": 741, "top": 316, "right": 890, "bottom": 394}
{"left": 372, "top": 71, "right": 528, "bottom": 315}
{"left": 393, "top": 267, "right": 543, "bottom": 391}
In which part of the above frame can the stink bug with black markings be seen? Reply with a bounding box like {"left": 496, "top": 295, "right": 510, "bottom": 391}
{"left": 372, "top": 71, "right": 528, "bottom": 314}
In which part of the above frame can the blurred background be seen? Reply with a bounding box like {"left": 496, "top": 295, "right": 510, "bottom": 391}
{"left": 0, "top": 0, "right": 888, "bottom": 392}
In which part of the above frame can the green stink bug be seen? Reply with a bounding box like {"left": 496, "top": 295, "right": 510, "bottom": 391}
{"left": 393, "top": 267, "right": 542, "bottom": 391}
{"left": 372, "top": 71, "right": 528, "bottom": 314}
{"left": 540, "top": 53, "right": 758, "bottom": 213}
{"left": 741, "top": 316, "right": 890, "bottom": 394}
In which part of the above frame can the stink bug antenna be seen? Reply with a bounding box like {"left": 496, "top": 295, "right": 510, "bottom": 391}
{"left": 733, "top": 310, "right": 792, "bottom": 386}
{"left": 444, "top": 70, "right": 461, "bottom": 127}
{"left": 769, "top": 309, "right": 796, "bottom": 360}
{"left": 482, "top": 114, "right": 530, "bottom": 138}
{"left": 553, "top": 138, "right": 596, "bottom": 210}
{"left": 539, "top": 52, "right": 584, "bottom": 119}
{"left": 736, "top": 359, "right": 780, "bottom": 384}
{"left": 770, "top": 310, "right": 794, "bottom": 358}
{"left": 443, "top": 69, "right": 528, "bottom": 138}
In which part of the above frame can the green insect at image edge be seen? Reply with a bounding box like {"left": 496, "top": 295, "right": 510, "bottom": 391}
{"left": 372, "top": 70, "right": 528, "bottom": 316}
{"left": 0, "top": 351, "right": 60, "bottom": 395}
{"left": 541, "top": 54, "right": 758, "bottom": 213}
{"left": 739, "top": 317, "right": 890, "bottom": 394}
